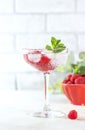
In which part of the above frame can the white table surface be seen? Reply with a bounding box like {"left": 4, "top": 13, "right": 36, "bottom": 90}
{"left": 0, "top": 90, "right": 85, "bottom": 130}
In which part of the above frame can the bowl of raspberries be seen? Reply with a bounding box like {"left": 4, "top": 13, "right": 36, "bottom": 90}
{"left": 62, "top": 74, "right": 85, "bottom": 105}
{"left": 62, "top": 52, "right": 85, "bottom": 105}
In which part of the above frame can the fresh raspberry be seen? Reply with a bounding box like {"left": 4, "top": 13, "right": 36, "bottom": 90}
{"left": 67, "top": 81, "right": 72, "bottom": 84}
{"left": 62, "top": 79, "right": 69, "bottom": 84}
{"left": 70, "top": 74, "right": 80, "bottom": 83}
{"left": 75, "top": 77, "right": 85, "bottom": 84}
{"left": 40, "top": 54, "right": 51, "bottom": 64}
{"left": 66, "top": 74, "right": 72, "bottom": 81}
{"left": 68, "top": 110, "right": 78, "bottom": 120}
{"left": 35, "top": 54, "right": 52, "bottom": 72}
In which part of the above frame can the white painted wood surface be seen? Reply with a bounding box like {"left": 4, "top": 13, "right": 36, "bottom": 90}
{"left": 0, "top": 90, "right": 85, "bottom": 130}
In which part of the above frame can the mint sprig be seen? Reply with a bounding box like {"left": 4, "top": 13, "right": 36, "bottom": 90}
{"left": 71, "top": 52, "right": 85, "bottom": 76}
{"left": 45, "top": 37, "right": 66, "bottom": 53}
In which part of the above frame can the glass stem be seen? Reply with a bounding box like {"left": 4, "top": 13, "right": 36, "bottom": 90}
{"left": 43, "top": 73, "right": 50, "bottom": 112}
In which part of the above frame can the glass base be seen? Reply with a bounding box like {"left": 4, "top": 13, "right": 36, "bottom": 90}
{"left": 30, "top": 110, "right": 66, "bottom": 118}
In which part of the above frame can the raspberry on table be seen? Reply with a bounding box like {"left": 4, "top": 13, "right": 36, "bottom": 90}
{"left": 67, "top": 110, "right": 78, "bottom": 120}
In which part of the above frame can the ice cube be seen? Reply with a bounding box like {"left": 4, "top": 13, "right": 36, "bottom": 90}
{"left": 28, "top": 53, "right": 41, "bottom": 63}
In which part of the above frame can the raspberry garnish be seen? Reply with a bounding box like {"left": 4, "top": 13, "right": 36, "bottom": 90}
{"left": 40, "top": 54, "right": 51, "bottom": 64}
{"left": 67, "top": 110, "right": 78, "bottom": 120}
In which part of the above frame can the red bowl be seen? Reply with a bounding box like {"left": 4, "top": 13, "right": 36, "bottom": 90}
{"left": 62, "top": 84, "right": 85, "bottom": 105}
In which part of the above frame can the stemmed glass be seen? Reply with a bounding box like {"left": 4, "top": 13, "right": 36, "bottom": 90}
{"left": 23, "top": 48, "right": 68, "bottom": 118}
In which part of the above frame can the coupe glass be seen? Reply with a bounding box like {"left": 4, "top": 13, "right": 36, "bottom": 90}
{"left": 23, "top": 48, "right": 68, "bottom": 118}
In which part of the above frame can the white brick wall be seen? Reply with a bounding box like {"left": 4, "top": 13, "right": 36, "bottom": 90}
{"left": 77, "top": 0, "right": 85, "bottom": 12}
{"left": 0, "top": 0, "right": 13, "bottom": 13}
{"left": 78, "top": 35, "right": 85, "bottom": 51}
{"left": 0, "top": 34, "right": 14, "bottom": 53}
{"left": 0, "top": 73, "right": 15, "bottom": 90}
{"left": 17, "top": 72, "right": 43, "bottom": 90}
{"left": 15, "top": 0, "right": 75, "bottom": 13}
{"left": 47, "top": 14, "right": 85, "bottom": 32}
{"left": 0, "top": 0, "right": 84, "bottom": 90}
{"left": 0, "top": 15, "right": 45, "bottom": 33}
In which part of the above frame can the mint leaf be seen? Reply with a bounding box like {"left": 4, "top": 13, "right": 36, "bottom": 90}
{"left": 77, "top": 60, "right": 85, "bottom": 67}
{"left": 51, "top": 37, "right": 57, "bottom": 44}
{"left": 71, "top": 64, "right": 79, "bottom": 74}
{"left": 45, "top": 45, "right": 52, "bottom": 51}
{"left": 78, "top": 66, "right": 85, "bottom": 75}
{"left": 71, "top": 62, "right": 85, "bottom": 75}
{"left": 45, "top": 37, "right": 66, "bottom": 53}
{"left": 51, "top": 37, "right": 61, "bottom": 49}
{"left": 51, "top": 37, "right": 58, "bottom": 49}
{"left": 57, "top": 40, "right": 61, "bottom": 44}
{"left": 79, "top": 52, "right": 85, "bottom": 60}
{"left": 58, "top": 43, "right": 65, "bottom": 47}
{"left": 52, "top": 47, "right": 66, "bottom": 53}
